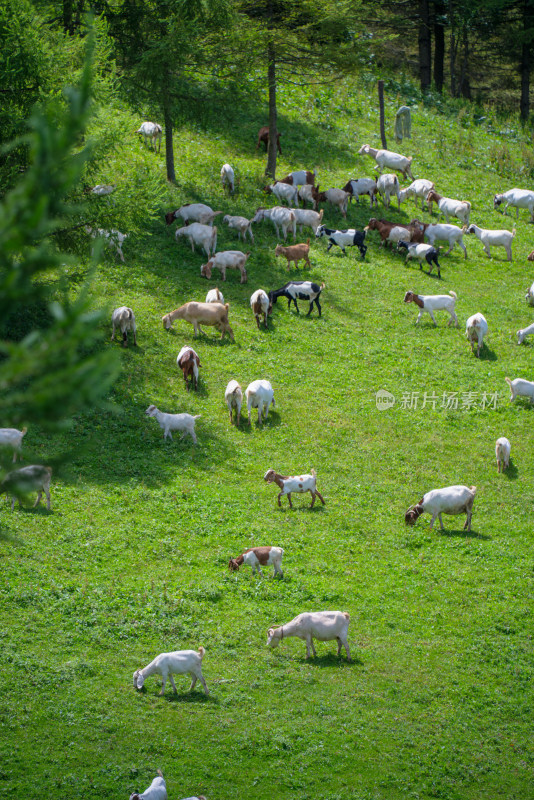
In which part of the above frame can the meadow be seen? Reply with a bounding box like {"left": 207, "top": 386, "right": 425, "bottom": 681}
{"left": 1, "top": 76, "right": 533, "bottom": 800}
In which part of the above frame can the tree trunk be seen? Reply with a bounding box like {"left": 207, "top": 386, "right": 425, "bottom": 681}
{"left": 164, "top": 105, "right": 175, "bottom": 183}
{"left": 520, "top": 0, "right": 534, "bottom": 121}
{"left": 418, "top": 0, "right": 432, "bottom": 91}
{"left": 433, "top": 0, "right": 445, "bottom": 93}
{"left": 378, "top": 80, "right": 387, "bottom": 149}
{"left": 63, "top": 0, "right": 74, "bottom": 34}
{"left": 458, "top": 23, "right": 471, "bottom": 100}
{"left": 266, "top": 39, "right": 278, "bottom": 179}
{"left": 449, "top": 0, "right": 457, "bottom": 95}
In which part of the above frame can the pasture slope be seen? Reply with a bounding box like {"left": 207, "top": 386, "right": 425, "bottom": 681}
{"left": 1, "top": 77, "right": 533, "bottom": 800}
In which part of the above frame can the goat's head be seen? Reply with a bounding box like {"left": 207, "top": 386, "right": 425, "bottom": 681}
{"left": 228, "top": 558, "right": 241, "bottom": 572}
{"left": 145, "top": 405, "right": 157, "bottom": 417}
{"left": 264, "top": 469, "right": 276, "bottom": 483}
{"left": 251, "top": 208, "right": 266, "bottom": 224}
{"left": 493, "top": 194, "right": 504, "bottom": 209}
{"left": 165, "top": 210, "right": 177, "bottom": 225}
{"left": 162, "top": 313, "right": 174, "bottom": 330}
{"left": 266, "top": 627, "right": 281, "bottom": 648}
{"left": 132, "top": 669, "right": 145, "bottom": 689}
{"left": 200, "top": 260, "right": 213, "bottom": 279}
{"left": 315, "top": 225, "right": 326, "bottom": 239}
{"left": 274, "top": 244, "right": 285, "bottom": 256}
{"left": 397, "top": 241, "right": 410, "bottom": 251}
{"left": 404, "top": 504, "right": 424, "bottom": 526}
{"left": 404, "top": 291, "right": 416, "bottom": 303}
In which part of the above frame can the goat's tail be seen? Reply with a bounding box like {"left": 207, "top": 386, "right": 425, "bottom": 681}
{"left": 157, "top": 769, "right": 164, "bottom": 778}
{"left": 505, "top": 377, "right": 513, "bottom": 389}
{"left": 193, "top": 415, "right": 201, "bottom": 420}
{"left": 21, "top": 427, "right": 27, "bottom": 437}
{"left": 469, "top": 485, "right": 477, "bottom": 496}
{"left": 343, "top": 612, "right": 351, "bottom": 621}
{"left": 198, "top": 646, "right": 206, "bottom": 659}
{"left": 512, "top": 228, "right": 517, "bottom": 238}
{"left": 449, "top": 291, "right": 457, "bottom": 299}
{"left": 306, "top": 239, "right": 310, "bottom": 245}
{"left": 320, "top": 282, "right": 326, "bottom": 290}
{"left": 311, "top": 468, "right": 317, "bottom": 478}
{"left": 463, "top": 201, "right": 472, "bottom": 210}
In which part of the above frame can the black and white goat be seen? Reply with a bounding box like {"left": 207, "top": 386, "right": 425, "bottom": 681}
{"left": 397, "top": 240, "right": 442, "bottom": 278}
{"left": 268, "top": 281, "right": 325, "bottom": 317}
{"left": 315, "top": 225, "right": 367, "bottom": 258}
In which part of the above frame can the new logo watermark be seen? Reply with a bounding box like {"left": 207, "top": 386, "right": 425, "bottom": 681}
{"left": 375, "top": 389, "right": 499, "bottom": 411}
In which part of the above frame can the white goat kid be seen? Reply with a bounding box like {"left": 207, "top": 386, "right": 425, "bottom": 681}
{"left": 377, "top": 173, "right": 401, "bottom": 209}
{"left": 222, "top": 215, "right": 254, "bottom": 242}
{"left": 133, "top": 647, "right": 209, "bottom": 696}
{"left": 405, "top": 485, "right": 477, "bottom": 532}
{"left": 505, "top": 377, "right": 534, "bottom": 404}
{"left": 399, "top": 179, "right": 434, "bottom": 210}
{"left": 0, "top": 427, "right": 27, "bottom": 463}
{"left": 85, "top": 226, "right": 127, "bottom": 262}
{"left": 466, "top": 313, "right": 488, "bottom": 357}
{"left": 290, "top": 208, "right": 324, "bottom": 235}
{"left": 136, "top": 121, "right": 162, "bottom": 152}
{"left": 266, "top": 182, "right": 299, "bottom": 207}
{"left": 221, "top": 163, "right": 235, "bottom": 193}
{"left": 466, "top": 224, "right": 515, "bottom": 261}
{"left": 111, "top": 306, "right": 137, "bottom": 347}
{"left": 525, "top": 281, "right": 534, "bottom": 306}
{"left": 494, "top": 188, "right": 534, "bottom": 221}
{"left": 267, "top": 610, "right": 351, "bottom": 661}
{"left": 404, "top": 291, "right": 458, "bottom": 327}
{"left": 251, "top": 207, "right": 296, "bottom": 241}
{"left": 1, "top": 465, "right": 52, "bottom": 511}
{"left": 495, "top": 437, "right": 511, "bottom": 473}
{"left": 245, "top": 380, "right": 275, "bottom": 425}
{"left": 358, "top": 144, "right": 413, "bottom": 179}
{"left": 169, "top": 203, "right": 221, "bottom": 227}
{"left": 205, "top": 287, "right": 225, "bottom": 304}
{"left": 228, "top": 546, "right": 284, "bottom": 578}
{"left": 224, "top": 380, "right": 243, "bottom": 424}
{"left": 175, "top": 224, "right": 217, "bottom": 257}
{"left": 516, "top": 321, "right": 534, "bottom": 344}
{"left": 129, "top": 770, "right": 167, "bottom": 800}
{"left": 145, "top": 405, "right": 200, "bottom": 443}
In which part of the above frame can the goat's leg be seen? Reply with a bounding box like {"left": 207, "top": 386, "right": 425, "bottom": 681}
{"left": 428, "top": 309, "right": 437, "bottom": 326}
{"left": 111, "top": 324, "right": 116, "bottom": 341}
{"left": 343, "top": 639, "right": 352, "bottom": 661}
{"left": 189, "top": 675, "right": 197, "bottom": 692}
{"left": 310, "top": 638, "right": 317, "bottom": 657}
{"left": 438, "top": 513, "right": 445, "bottom": 530}
{"left": 159, "top": 674, "right": 167, "bottom": 696}
{"left": 310, "top": 490, "right": 316, "bottom": 508}
{"left": 169, "top": 675, "right": 178, "bottom": 693}
{"left": 257, "top": 565, "right": 264, "bottom": 577}
{"left": 34, "top": 491, "right": 42, "bottom": 508}
{"left": 315, "top": 489, "right": 325, "bottom": 505}
{"left": 428, "top": 514, "right": 437, "bottom": 531}
{"left": 286, "top": 493, "right": 293, "bottom": 509}
{"left": 277, "top": 491, "right": 283, "bottom": 507}
{"left": 464, "top": 509, "right": 472, "bottom": 531}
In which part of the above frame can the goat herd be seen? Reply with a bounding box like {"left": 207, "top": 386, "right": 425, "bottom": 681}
{"left": 3, "top": 121, "right": 534, "bottom": 800}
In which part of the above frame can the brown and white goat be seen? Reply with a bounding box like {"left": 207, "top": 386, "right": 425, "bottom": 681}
{"left": 365, "top": 218, "right": 423, "bottom": 248}
{"left": 274, "top": 240, "right": 311, "bottom": 270}
{"left": 264, "top": 468, "right": 325, "bottom": 509}
{"left": 279, "top": 170, "right": 316, "bottom": 187}
{"left": 256, "top": 125, "right": 282, "bottom": 154}
{"left": 228, "top": 546, "right": 284, "bottom": 578}
{"left": 250, "top": 289, "right": 272, "bottom": 329}
{"left": 177, "top": 346, "right": 201, "bottom": 391}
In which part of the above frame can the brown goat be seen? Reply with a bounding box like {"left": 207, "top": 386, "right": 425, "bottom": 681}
{"left": 365, "top": 218, "right": 423, "bottom": 248}
{"left": 275, "top": 240, "right": 311, "bottom": 270}
{"left": 256, "top": 125, "right": 282, "bottom": 154}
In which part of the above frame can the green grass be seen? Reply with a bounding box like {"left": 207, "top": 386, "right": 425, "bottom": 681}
{"left": 1, "top": 78, "right": 534, "bottom": 800}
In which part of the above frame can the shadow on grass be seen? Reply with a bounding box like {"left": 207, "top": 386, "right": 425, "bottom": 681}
{"left": 298, "top": 653, "right": 362, "bottom": 667}
{"left": 0, "top": 523, "right": 23, "bottom": 545}
{"left": 164, "top": 691, "right": 216, "bottom": 705}
{"left": 478, "top": 344, "right": 497, "bottom": 361}
{"left": 503, "top": 459, "right": 518, "bottom": 479}
{"left": 440, "top": 527, "right": 491, "bottom": 540}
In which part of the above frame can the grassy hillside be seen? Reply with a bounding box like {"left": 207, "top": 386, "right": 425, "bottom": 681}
{"left": 1, "top": 78, "right": 533, "bottom": 800}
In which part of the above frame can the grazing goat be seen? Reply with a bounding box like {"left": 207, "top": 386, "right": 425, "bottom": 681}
{"left": 405, "top": 485, "right": 477, "bottom": 532}
{"left": 495, "top": 437, "right": 511, "bottom": 473}
{"left": 223, "top": 215, "right": 254, "bottom": 242}
{"left": 264, "top": 181, "right": 299, "bottom": 207}
{"left": 229, "top": 546, "right": 284, "bottom": 578}
{"left": 256, "top": 125, "right": 282, "bottom": 154}
{"left": 166, "top": 203, "right": 221, "bottom": 227}
{"left": 377, "top": 173, "right": 401, "bottom": 209}
{"left": 133, "top": 647, "right": 208, "bottom": 696}
{"left": 279, "top": 170, "right": 316, "bottom": 187}
{"left": 505, "top": 377, "right": 534, "bottom": 404}
{"left": 201, "top": 251, "right": 250, "bottom": 283}
{"left": 264, "top": 468, "right": 325, "bottom": 509}
{"left": 426, "top": 190, "right": 471, "bottom": 225}
{"left": 465, "top": 224, "right": 515, "bottom": 261}
{"left": 404, "top": 291, "right": 458, "bottom": 327}
{"left": 250, "top": 289, "right": 272, "bottom": 329}
{"left": 205, "top": 287, "right": 224, "bottom": 304}
{"left": 221, "top": 163, "right": 235, "bottom": 193}
{"left": 225, "top": 380, "right": 242, "bottom": 425}
{"left": 342, "top": 178, "right": 378, "bottom": 206}
{"left": 275, "top": 240, "right": 311, "bottom": 270}
{"left": 298, "top": 184, "right": 318, "bottom": 210}
{"left": 251, "top": 207, "right": 296, "bottom": 241}
{"left": 269, "top": 281, "right": 325, "bottom": 317}
{"left": 111, "top": 306, "right": 137, "bottom": 347}
{"left": 394, "top": 106, "right": 411, "bottom": 142}
{"left": 177, "top": 346, "right": 201, "bottom": 391}
{"left": 85, "top": 226, "right": 127, "bottom": 262}
{"left": 0, "top": 427, "right": 27, "bottom": 463}
{"left": 162, "top": 301, "right": 234, "bottom": 341}
{"left": 290, "top": 208, "right": 324, "bottom": 235}
{"left": 364, "top": 219, "right": 422, "bottom": 248}
{"left": 358, "top": 144, "right": 413, "bottom": 179}
{"left": 517, "top": 321, "right": 534, "bottom": 344}
{"left": 91, "top": 183, "right": 116, "bottom": 196}
{"left": 145, "top": 405, "right": 200, "bottom": 443}
{"left": 175, "top": 224, "right": 217, "bottom": 258}
{"left": 525, "top": 280, "right": 534, "bottom": 305}
{"left": 315, "top": 225, "right": 367, "bottom": 258}
{"left": 465, "top": 313, "right": 488, "bottom": 357}
{"left": 315, "top": 187, "right": 349, "bottom": 218}
{"left": 411, "top": 221, "right": 468, "bottom": 258}
{"left": 245, "top": 380, "right": 275, "bottom": 425}
{"left": 267, "top": 610, "right": 351, "bottom": 661}
{"left": 399, "top": 179, "right": 434, "bottom": 211}
{"left": 397, "top": 241, "right": 442, "bottom": 278}
{"left": 129, "top": 769, "right": 167, "bottom": 800}
{"left": 494, "top": 188, "right": 534, "bottom": 221}
{"left": 136, "top": 121, "right": 162, "bottom": 152}
{"left": 1, "top": 465, "right": 52, "bottom": 511}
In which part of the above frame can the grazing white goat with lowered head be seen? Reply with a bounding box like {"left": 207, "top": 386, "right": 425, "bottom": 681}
{"left": 111, "top": 306, "right": 137, "bottom": 347}
{"left": 495, "top": 437, "right": 511, "bottom": 473}
{"left": 0, "top": 427, "right": 27, "bottom": 462}
{"left": 224, "top": 379, "right": 242, "bottom": 425}
{"left": 267, "top": 610, "right": 351, "bottom": 661}
{"left": 221, "top": 163, "right": 235, "bottom": 193}
{"left": 245, "top": 380, "right": 275, "bottom": 425}
{"left": 136, "top": 121, "right": 162, "bottom": 152}
{"left": 465, "top": 313, "right": 488, "bottom": 357}
{"left": 1, "top": 465, "right": 52, "bottom": 511}
{"left": 493, "top": 188, "right": 534, "bottom": 221}
{"left": 133, "top": 647, "right": 209, "bottom": 696}
{"left": 251, "top": 207, "right": 296, "bottom": 241}
{"left": 405, "top": 485, "right": 477, "bottom": 532}
{"left": 129, "top": 769, "right": 167, "bottom": 800}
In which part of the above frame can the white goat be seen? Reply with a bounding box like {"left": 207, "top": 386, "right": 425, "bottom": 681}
{"left": 250, "top": 289, "right": 271, "bottom": 329}
{"left": 85, "top": 226, "right": 127, "bottom": 262}
{"left": 298, "top": 184, "right": 318, "bottom": 209}
{"left": 399, "top": 179, "right": 434, "bottom": 210}
{"left": 266, "top": 182, "right": 299, "bottom": 207}
{"left": 494, "top": 188, "right": 534, "bottom": 221}
{"left": 414, "top": 221, "right": 468, "bottom": 258}
{"left": 136, "top": 121, "right": 162, "bottom": 152}
{"left": 525, "top": 281, "right": 534, "bottom": 306}
{"left": 224, "top": 380, "right": 243, "bottom": 425}
{"left": 466, "top": 313, "right": 488, "bottom": 357}
{"left": 290, "top": 207, "right": 324, "bottom": 235}
{"left": 358, "top": 144, "right": 413, "bottom": 179}
{"left": 145, "top": 405, "right": 200, "bottom": 444}
{"left": 205, "top": 287, "right": 224, "bottom": 304}
{"left": 251, "top": 207, "right": 296, "bottom": 241}
{"left": 264, "top": 467, "right": 325, "bottom": 509}
{"left": 168, "top": 204, "right": 221, "bottom": 226}
{"left": 111, "top": 306, "right": 137, "bottom": 347}
{"left": 267, "top": 610, "right": 351, "bottom": 661}
{"left": 91, "top": 184, "right": 116, "bottom": 196}
{"left": 245, "top": 380, "right": 275, "bottom": 425}
{"left": 133, "top": 647, "right": 208, "bottom": 696}
{"left": 229, "top": 546, "right": 284, "bottom": 578}
{"left": 377, "top": 173, "right": 401, "bottom": 209}
{"left": 201, "top": 250, "right": 250, "bottom": 283}
{"left": 342, "top": 178, "right": 378, "bottom": 206}
{"left": 426, "top": 190, "right": 471, "bottom": 225}
{"left": 405, "top": 485, "right": 477, "bottom": 532}
{"left": 404, "top": 291, "right": 458, "bottom": 327}
{"left": 316, "top": 188, "right": 350, "bottom": 218}
{"left": 222, "top": 215, "right": 254, "bottom": 242}
{"left": 1, "top": 465, "right": 52, "bottom": 511}
{"left": 221, "top": 163, "right": 235, "bottom": 193}
{"left": 466, "top": 224, "right": 515, "bottom": 261}
{"left": 175, "top": 224, "right": 217, "bottom": 257}
{"left": 129, "top": 770, "right": 167, "bottom": 800}
{"left": 505, "top": 377, "right": 534, "bottom": 404}
{"left": 495, "top": 437, "right": 511, "bottom": 473}
{"left": 0, "top": 427, "right": 27, "bottom": 462}
{"left": 517, "top": 321, "right": 534, "bottom": 344}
